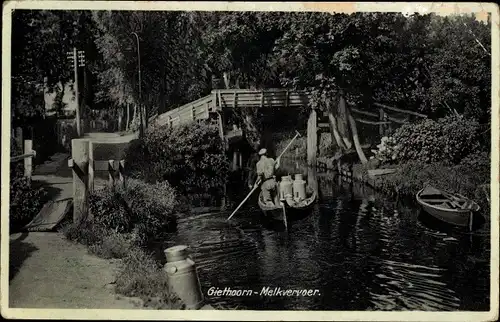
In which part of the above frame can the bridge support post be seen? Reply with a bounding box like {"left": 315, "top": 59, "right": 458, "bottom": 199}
{"left": 307, "top": 109, "right": 318, "bottom": 167}
{"left": 232, "top": 150, "right": 239, "bottom": 171}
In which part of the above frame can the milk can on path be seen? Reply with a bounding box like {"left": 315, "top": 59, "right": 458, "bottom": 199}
{"left": 164, "top": 245, "right": 204, "bottom": 309}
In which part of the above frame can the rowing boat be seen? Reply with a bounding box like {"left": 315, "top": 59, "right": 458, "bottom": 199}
{"left": 416, "top": 185, "right": 480, "bottom": 228}
{"left": 257, "top": 185, "right": 317, "bottom": 222}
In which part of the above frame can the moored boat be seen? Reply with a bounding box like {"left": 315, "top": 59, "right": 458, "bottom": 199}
{"left": 416, "top": 185, "right": 480, "bottom": 229}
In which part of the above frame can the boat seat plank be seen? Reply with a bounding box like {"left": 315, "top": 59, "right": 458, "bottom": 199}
{"left": 420, "top": 198, "right": 453, "bottom": 203}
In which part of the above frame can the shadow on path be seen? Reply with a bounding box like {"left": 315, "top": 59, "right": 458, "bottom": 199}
{"left": 9, "top": 233, "right": 39, "bottom": 281}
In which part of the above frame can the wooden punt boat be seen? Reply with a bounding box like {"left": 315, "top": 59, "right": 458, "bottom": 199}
{"left": 258, "top": 185, "right": 317, "bottom": 223}
{"left": 416, "top": 186, "right": 480, "bottom": 229}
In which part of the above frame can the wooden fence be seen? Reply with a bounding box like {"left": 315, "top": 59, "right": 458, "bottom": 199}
{"left": 10, "top": 139, "right": 36, "bottom": 184}
{"left": 67, "top": 139, "right": 126, "bottom": 223}
{"left": 350, "top": 102, "right": 427, "bottom": 137}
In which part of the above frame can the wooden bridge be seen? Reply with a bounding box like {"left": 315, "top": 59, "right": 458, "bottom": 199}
{"left": 148, "top": 88, "right": 427, "bottom": 168}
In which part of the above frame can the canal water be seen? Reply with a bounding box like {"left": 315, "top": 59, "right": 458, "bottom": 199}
{"left": 154, "top": 159, "right": 490, "bottom": 311}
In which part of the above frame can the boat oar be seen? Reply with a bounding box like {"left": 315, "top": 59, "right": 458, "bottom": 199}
{"left": 281, "top": 201, "right": 288, "bottom": 231}
{"left": 227, "top": 131, "right": 300, "bottom": 221}
{"left": 227, "top": 178, "right": 261, "bottom": 221}
{"left": 277, "top": 130, "right": 302, "bottom": 160}
{"left": 440, "top": 190, "right": 467, "bottom": 209}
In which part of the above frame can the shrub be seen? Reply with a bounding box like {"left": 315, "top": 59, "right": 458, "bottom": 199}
{"left": 120, "top": 179, "right": 179, "bottom": 245}
{"left": 9, "top": 163, "right": 48, "bottom": 231}
{"left": 371, "top": 136, "right": 400, "bottom": 165}
{"left": 457, "top": 151, "right": 490, "bottom": 181}
{"left": 89, "top": 188, "right": 131, "bottom": 234}
{"left": 392, "top": 115, "right": 481, "bottom": 165}
{"left": 63, "top": 218, "right": 134, "bottom": 259}
{"left": 81, "top": 179, "right": 179, "bottom": 246}
{"left": 124, "top": 121, "right": 229, "bottom": 195}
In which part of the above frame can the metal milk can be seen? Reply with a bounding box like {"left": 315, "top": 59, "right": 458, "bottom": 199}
{"left": 293, "top": 173, "right": 306, "bottom": 201}
{"left": 164, "top": 245, "right": 204, "bottom": 309}
{"left": 279, "top": 175, "right": 293, "bottom": 200}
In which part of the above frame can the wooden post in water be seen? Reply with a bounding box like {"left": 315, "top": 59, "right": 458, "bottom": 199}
{"left": 232, "top": 150, "right": 238, "bottom": 171}
{"left": 71, "top": 139, "right": 89, "bottom": 224}
{"left": 23, "top": 139, "right": 33, "bottom": 184}
{"left": 307, "top": 109, "right": 318, "bottom": 167}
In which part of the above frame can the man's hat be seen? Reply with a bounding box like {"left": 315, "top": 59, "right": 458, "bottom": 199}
{"left": 258, "top": 148, "right": 267, "bottom": 156}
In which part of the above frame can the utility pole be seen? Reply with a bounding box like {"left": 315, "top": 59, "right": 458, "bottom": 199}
{"left": 78, "top": 50, "right": 87, "bottom": 132}
{"left": 131, "top": 32, "right": 144, "bottom": 138}
{"left": 67, "top": 48, "right": 85, "bottom": 137}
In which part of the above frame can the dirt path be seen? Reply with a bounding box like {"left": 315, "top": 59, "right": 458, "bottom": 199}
{"left": 8, "top": 232, "right": 144, "bottom": 309}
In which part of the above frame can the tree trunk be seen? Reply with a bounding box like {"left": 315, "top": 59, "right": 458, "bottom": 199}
{"left": 223, "top": 72, "right": 231, "bottom": 89}
{"left": 326, "top": 99, "right": 347, "bottom": 151}
{"left": 118, "top": 106, "right": 123, "bottom": 132}
{"left": 337, "top": 95, "right": 353, "bottom": 150}
{"left": 133, "top": 104, "right": 137, "bottom": 125}
{"left": 126, "top": 103, "right": 130, "bottom": 131}
{"left": 347, "top": 106, "right": 368, "bottom": 164}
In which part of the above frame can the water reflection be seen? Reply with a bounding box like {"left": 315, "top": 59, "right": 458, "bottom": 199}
{"left": 153, "top": 159, "right": 489, "bottom": 311}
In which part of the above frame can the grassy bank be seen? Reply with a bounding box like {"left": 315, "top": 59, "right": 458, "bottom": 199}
{"left": 61, "top": 179, "right": 184, "bottom": 309}
{"left": 353, "top": 159, "right": 490, "bottom": 210}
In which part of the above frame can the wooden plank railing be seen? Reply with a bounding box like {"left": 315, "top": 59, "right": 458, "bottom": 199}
{"left": 68, "top": 138, "right": 127, "bottom": 223}
{"left": 152, "top": 89, "right": 312, "bottom": 128}
{"left": 10, "top": 139, "right": 36, "bottom": 182}
{"left": 150, "top": 88, "right": 428, "bottom": 138}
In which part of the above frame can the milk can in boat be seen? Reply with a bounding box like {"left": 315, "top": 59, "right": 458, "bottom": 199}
{"left": 164, "top": 245, "right": 204, "bottom": 309}
{"left": 293, "top": 174, "right": 306, "bottom": 201}
{"left": 279, "top": 175, "right": 293, "bottom": 200}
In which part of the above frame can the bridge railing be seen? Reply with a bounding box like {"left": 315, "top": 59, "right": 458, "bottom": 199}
{"left": 151, "top": 89, "right": 312, "bottom": 128}
{"left": 150, "top": 88, "right": 427, "bottom": 142}
{"left": 213, "top": 89, "right": 310, "bottom": 109}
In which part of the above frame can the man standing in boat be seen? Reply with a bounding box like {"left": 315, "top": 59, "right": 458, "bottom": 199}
{"left": 253, "top": 148, "right": 280, "bottom": 206}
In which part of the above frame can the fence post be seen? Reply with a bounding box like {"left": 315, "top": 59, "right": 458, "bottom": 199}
{"left": 108, "top": 160, "right": 115, "bottom": 188}
{"left": 72, "top": 139, "right": 90, "bottom": 224}
{"left": 24, "top": 139, "right": 33, "bottom": 184}
{"left": 118, "top": 160, "right": 126, "bottom": 189}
